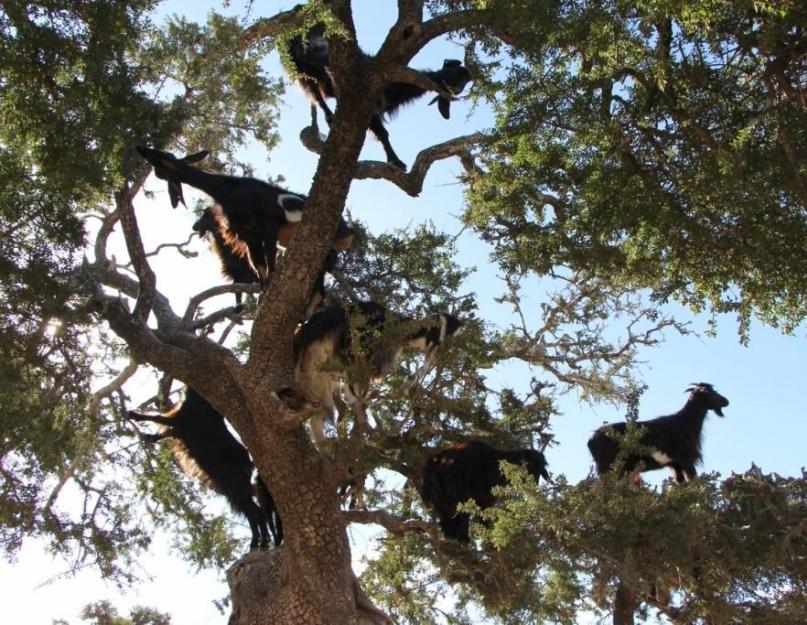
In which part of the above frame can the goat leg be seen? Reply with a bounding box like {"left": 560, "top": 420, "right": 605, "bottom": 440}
{"left": 127, "top": 410, "right": 174, "bottom": 427}
{"left": 139, "top": 431, "right": 173, "bottom": 444}
{"left": 368, "top": 114, "right": 407, "bottom": 170}
{"left": 244, "top": 239, "right": 269, "bottom": 287}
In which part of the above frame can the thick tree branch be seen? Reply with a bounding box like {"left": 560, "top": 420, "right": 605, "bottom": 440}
{"left": 301, "top": 126, "right": 484, "bottom": 196}
{"left": 246, "top": 30, "right": 377, "bottom": 385}
{"left": 377, "top": 9, "right": 489, "bottom": 64}
{"left": 115, "top": 186, "right": 156, "bottom": 322}
{"left": 270, "top": 386, "right": 323, "bottom": 429}
{"left": 79, "top": 259, "right": 247, "bottom": 421}
{"left": 189, "top": 305, "right": 245, "bottom": 331}
{"left": 181, "top": 283, "right": 260, "bottom": 325}
{"left": 242, "top": 6, "right": 304, "bottom": 47}
{"left": 83, "top": 261, "right": 178, "bottom": 328}
{"left": 396, "top": 0, "right": 424, "bottom": 26}
{"left": 356, "top": 132, "right": 483, "bottom": 196}
{"left": 343, "top": 509, "right": 435, "bottom": 536}
{"left": 372, "top": 64, "right": 457, "bottom": 99}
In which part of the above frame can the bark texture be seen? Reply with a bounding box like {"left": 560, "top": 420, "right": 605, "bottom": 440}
{"left": 228, "top": 549, "right": 393, "bottom": 625}
{"left": 613, "top": 578, "right": 637, "bottom": 625}
{"left": 87, "top": 2, "right": 500, "bottom": 623}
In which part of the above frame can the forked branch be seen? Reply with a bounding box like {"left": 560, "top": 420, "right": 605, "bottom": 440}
{"left": 300, "top": 126, "right": 484, "bottom": 196}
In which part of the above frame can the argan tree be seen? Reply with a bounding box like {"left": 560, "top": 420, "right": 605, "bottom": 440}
{"left": 2, "top": 1, "right": 806, "bottom": 625}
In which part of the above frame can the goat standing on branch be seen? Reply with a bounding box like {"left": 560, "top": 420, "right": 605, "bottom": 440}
{"left": 588, "top": 383, "right": 729, "bottom": 483}
{"left": 192, "top": 205, "right": 337, "bottom": 315}
{"left": 192, "top": 205, "right": 260, "bottom": 309}
{"left": 420, "top": 440, "right": 550, "bottom": 543}
{"left": 136, "top": 146, "right": 353, "bottom": 290}
{"left": 294, "top": 301, "right": 463, "bottom": 444}
{"left": 287, "top": 22, "right": 472, "bottom": 171}
{"left": 127, "top": 388, "right": 283, "bottom": 550}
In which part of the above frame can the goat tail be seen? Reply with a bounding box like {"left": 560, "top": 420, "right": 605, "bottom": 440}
{"left": 254, "top": 475, "right": 283, "bottom": 547}
{"left": 587, "top": 433, "right": 616, "bottom": 476}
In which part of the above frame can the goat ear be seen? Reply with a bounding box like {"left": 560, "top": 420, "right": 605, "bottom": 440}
{"left": 437, "top": 96, "right": 451, "bottom": 119}
{"left": 277, "top": 193, "right": 306, "bottom": 222}
{"left": 168, "top": 180, "right": 185, "bottom": 208}
{"left": 182, "top": 150, "right": 209, "bottom": 163}
{"left": 428, "top": 95, "right": 452, "bottom": 119}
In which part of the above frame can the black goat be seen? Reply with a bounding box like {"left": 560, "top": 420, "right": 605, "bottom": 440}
{"left": 420, "top": 440, "right": 549, "bottom": 542}
{"left": 192, "top": 205, "right": 258, "bottom": 307}
{"left": 288, "top": 23, "right": 472, "bottom": 170}
{"left": 192, "top": 204, "right": 337, "bottom": 315}
{"left": 136, "top": 146, "right": 353, "bottom": 287}
{"left": 294, "top": 301, "right": 463, "bottom": 443}
{"left": 587, "top": 382, "right": 729, "bottom": 483}
{"left": 254, "top": 475, "right": 283, "bottom": 547}
{"left": 127, "top": 388, "right": 282, "bottom": 549}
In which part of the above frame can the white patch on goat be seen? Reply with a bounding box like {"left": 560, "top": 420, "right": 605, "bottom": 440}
{"left": 651, "top": 450, "right": 673, "bottom": 465}
{"left": 295, "top": 334, "right": 344, "bottom": 445}
{"left": 277, "top": 193, "right": 305, "bottom": 222}
{"left": 439, "top": 314, "right": 448, "bottom": 343}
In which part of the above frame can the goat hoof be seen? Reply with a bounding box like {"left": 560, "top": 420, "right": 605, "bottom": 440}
{"left": 389, "top": 159, "right": 407, "bottom": 171}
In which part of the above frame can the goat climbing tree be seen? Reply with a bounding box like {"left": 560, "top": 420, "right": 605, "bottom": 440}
{"left": 2, "top": 1, "right": 806, "bottom": 625}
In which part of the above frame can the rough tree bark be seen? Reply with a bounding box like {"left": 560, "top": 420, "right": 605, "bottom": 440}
{"left": 613, "top": 579, "right": 637, "bottom": 625}
{"left": 85, "top": 2, "right": 500, "bottom": 623}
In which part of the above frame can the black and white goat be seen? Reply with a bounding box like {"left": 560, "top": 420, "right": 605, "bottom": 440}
{"left": 136, "top": 146, "right": 353, "bottom": 286}
{"left": 587, "top": 382, "right": 729, "bottom": 483}
{"left": 288, "top": 23, "right": 472, "bottom": 170}
{"left": 127, "top": 388, "right": 282, "bottom": 549}
{"left": 420, "top": 440, "right": 549, "bottom": 542}
{"left": 192, "top": 204, "right": 337, "bottom": 315}
{"left": 293, "top": 301, "right": 463, "bottom": 443}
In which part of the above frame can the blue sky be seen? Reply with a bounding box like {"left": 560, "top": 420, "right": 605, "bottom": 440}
{"left": 2, "top": 2, "right": 805, "bottom": 624}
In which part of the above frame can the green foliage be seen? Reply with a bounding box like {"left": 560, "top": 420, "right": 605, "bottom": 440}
{"left": 136, "top": 11, "right": 283, "bottom": 164}
{"left": 58, "top": 599, "right": 172, "bottom": 625}
{"left": 337, "top": 221, "right": 475, "bottom": 313}
{"left": 1, "top": 2, "right": 805, "bottom": 624}
{"left": 130, "top": 437, "right": 246, "bottom": 570}
{"left": 0, "top": 0, "right": 282, "bottom": 581}
{"left": 363, "top": 467, "right": 807, "bottom": 624}
{"left": 465, "top": 0, "right": 807, "bottom": 338}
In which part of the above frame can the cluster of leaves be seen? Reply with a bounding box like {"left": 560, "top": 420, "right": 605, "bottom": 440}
{"left": 0, "top": 0, "right": 283, "bottom": 581}
{"left": 54, "top": 599, "right": 171, "bottom": 625}
{"left": 1, "top": 2, "right": 805, "bottom": 624}
{"left": 361, "top": 466, "right": 807, "bottom": 625}
{"left": 464, "top": 0, "right": 807, "bottom": 339}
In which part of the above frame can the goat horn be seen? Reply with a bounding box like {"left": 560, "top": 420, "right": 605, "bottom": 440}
{"left": 168, "top": 180, "right": 185, "bottom": 208}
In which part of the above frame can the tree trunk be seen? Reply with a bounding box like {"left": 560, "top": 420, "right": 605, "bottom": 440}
{"left": 228, "top": 549, "right": 391, "bottom": 625}
{"left": 613, "top": 578, "right": 637, "bottom": 625}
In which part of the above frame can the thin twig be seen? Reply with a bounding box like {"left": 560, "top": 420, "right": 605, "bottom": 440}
{"left": 42, "top": 361, "right": 139, "bottom": 515}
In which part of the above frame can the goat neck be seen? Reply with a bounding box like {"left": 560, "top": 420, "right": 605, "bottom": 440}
{"left": 676, "top": 393, "right": 713, "bottom": 431}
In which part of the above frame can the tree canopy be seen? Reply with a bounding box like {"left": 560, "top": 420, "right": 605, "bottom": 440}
{"left": 1, "top": 1, "right": 805, "bottom": 624}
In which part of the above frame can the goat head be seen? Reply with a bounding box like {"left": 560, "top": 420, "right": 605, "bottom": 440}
{"left": 136, "top": 146, "right": 209, "bottom": 208}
